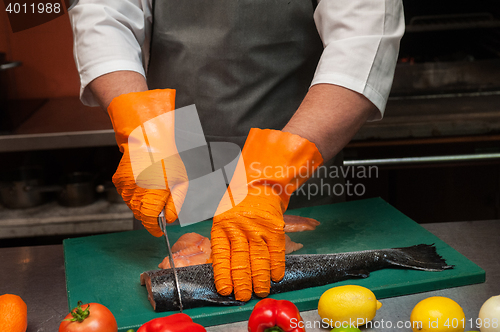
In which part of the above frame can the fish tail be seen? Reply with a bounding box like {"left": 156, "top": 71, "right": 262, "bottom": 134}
{"left": 385, "top": 244, "right": 453, "bottom": 271}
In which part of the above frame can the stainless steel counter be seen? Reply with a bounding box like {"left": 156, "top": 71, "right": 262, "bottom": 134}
{"left": 1, "top": 220, "right": 499, "bottom": 332}
{"left": 0, "top": 199, "right": 133, "bottom": 239}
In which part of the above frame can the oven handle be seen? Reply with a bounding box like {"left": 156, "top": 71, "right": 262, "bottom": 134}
{"left": 409, "top": 13, "right": 495, "bottom": 26}
{"left": 0, "top": 61, "right": 21, "bottom": 71}
{"left": 344, "top": 152, "right": 500, "bottom": 166}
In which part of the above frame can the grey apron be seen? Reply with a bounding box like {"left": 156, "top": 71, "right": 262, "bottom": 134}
{"left": 146, "top": 0, "right": 345, "bottom": 210}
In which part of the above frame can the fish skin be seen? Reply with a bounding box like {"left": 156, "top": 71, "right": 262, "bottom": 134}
{"left": 140, "top": 244, "right": 453, "bottom": 312}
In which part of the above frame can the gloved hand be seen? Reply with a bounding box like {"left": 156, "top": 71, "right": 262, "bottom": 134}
{"left": 211, "top": 129, "right": 323, "bottom": 301}
{"left": 108, "top": 89, "right": 188, "bottom": 236}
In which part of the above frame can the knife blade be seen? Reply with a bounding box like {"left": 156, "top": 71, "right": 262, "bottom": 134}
{"left": 158, "top": 209, "right": 183, "bottom": 312}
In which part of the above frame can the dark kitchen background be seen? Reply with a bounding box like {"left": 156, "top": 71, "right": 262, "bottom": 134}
{"left": 0, "top": 1, "right": 499, "bottom": 247}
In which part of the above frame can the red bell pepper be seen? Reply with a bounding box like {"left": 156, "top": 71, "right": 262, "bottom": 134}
{"left": 248, "top": 298, "right": 305, "bottom": 332}
{"left": 137, "top": 313, "right": 206, "bottom": 332}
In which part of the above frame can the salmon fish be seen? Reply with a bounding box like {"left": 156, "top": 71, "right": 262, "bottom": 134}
{"left": 285, "top": 234, "right": 303, "bottom": 254}
{"left": 158, "top": 216, "right": 315, "bottom": 269}
{"left": 283, "top": 215, "right": 320, "bottom": 232}
{"left": 140, "top": 244, "right": 452, "bottom": 312}
{"left": 158, "top": 232, "right": 302, "bottom": 269}
{"left": 170, "top": 232, "right": 211, "bottom": 253}
{"left": 158, "top": 233, "right": 212, "bottom": 269}
{"left": 158, "top": 233, "right": 304, "bottom": 269}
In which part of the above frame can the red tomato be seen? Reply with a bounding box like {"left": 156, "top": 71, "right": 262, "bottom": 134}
{"left": 59, "top": 302, "right": 118, "bottom": 332}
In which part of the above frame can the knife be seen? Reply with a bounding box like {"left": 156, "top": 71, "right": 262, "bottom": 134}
{"left": 158, "top": 209, "right": 183, "bottom": 312}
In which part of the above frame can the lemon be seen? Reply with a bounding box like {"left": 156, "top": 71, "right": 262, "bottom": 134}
{"left": 478, "top": 295, "right": 500, "bottom": 332}
{"left": 410, "top": 296, "right": 465, "bottom": 332}
{"left": 317, "top": 285, "right": 382, "bottom": 328}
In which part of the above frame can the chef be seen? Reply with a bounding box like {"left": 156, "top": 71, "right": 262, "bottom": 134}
{"left": 69, "top": 0, "right": 404, "bottom": 302}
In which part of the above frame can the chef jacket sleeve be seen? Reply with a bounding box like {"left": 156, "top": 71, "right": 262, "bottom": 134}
{"left": 69, "top": 0, "right": 152, "bottom": 106}
{"left": 311, "top": 0, "right": 405, "bottom": 120}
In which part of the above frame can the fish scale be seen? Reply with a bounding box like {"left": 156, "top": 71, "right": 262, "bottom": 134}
{"left": 140, "top": 244, "right": 453, "bottom": 312}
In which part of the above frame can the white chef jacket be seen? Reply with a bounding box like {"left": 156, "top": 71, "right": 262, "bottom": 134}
{"left": 69, "top": 0, "right": 404, "bottom": 120}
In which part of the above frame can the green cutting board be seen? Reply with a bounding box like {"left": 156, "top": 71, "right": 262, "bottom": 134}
{"left": 63, "top": 198, "right": 485, "bottom": 331}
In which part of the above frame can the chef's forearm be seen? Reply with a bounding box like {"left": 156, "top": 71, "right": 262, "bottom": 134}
{"left": 88, "top": 71, "right": 148, "bottom": 110}
{"left": 282, "top": 83, "right": 378, "bottom": 162}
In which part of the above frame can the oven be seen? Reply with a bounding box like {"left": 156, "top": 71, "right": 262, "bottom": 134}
{"left": 344, "top": 0, "right": 500, "bottom": 223}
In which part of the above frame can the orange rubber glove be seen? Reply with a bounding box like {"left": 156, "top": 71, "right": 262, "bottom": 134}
{"left": 211, "top": 129, "right": 323, "bottom": 301}
{"left": 108, "top": 89, "right": 188, "bottom": 236}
